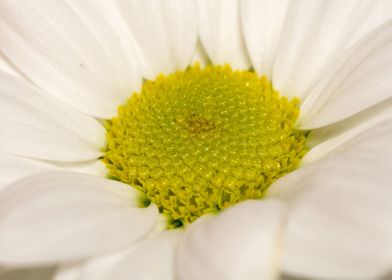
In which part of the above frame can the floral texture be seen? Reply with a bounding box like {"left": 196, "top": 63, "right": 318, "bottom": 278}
{"left": 0, "top": 0, "right": 391, "bottom": 280}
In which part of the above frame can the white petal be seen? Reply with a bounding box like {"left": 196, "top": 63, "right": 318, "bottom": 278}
{"left": 54, "top": 265, "right": 83, "bottom": 280}
{"left": 70, "top": 251, "right": 126, "bottom": 280}
{"left": 161, "top": 0, "right": 199, "bottom": 71}
{"left": 177, "top": 200, "right": 286, "bottom": 280}
{"left": 102, "top": 232, "right": 180, "bottom": 280}
{"left": 71, "top": 231, "right": 181, "bottom": 280}
{"left": 269, "top": 123, "right": 392, "bottom": 279}
{"left": 303, "top": 100, "right": 392, "bottom": 164}
{"left": 273, "top": 0, "right": 392, "bottom": 101}
{"left": 56, "top": 257, "right": 119, "bottom": 280}
{"left": 53, "top": 160, "right": 108, "bottom": 177}
{"left": 0, "top": 0, "right": 142, "bottom": 118}
{"left": 0, "top": 152, "right": 57, "bottom": 192}
{"left": 116, "top": 0, "right": 198, "bottom": 79}
{"left": 0, "top": 172, "right": 158, "bottom": 266}
{"left": 300, "top": 20, "right": 392, "bottom": 128}
{"left": 198, "top": 0, "right": 251, "bottom": 69}
{"left": 240, "top": 0, "right": 289, "bottom": 76}
{"left": 0, "top": 54, "right": 19, "bottom": 77}
{"left": 0, "top": 73, "right": 105, "bottom": 162}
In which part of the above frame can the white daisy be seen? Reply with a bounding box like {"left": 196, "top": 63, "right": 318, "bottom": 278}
{"left": 0, "top": 1, "right": 391, "bottom": 280}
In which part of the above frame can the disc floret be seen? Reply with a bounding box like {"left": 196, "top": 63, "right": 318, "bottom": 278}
{"left": 103, "top": 65, "right": 308, "bottom": 227}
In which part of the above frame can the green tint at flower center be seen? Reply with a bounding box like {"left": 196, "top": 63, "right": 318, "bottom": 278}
{"left": 103, "top": 65, "right": 308, "bottom": 227}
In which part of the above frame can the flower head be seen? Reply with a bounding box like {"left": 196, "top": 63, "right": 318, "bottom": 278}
{"left": 0, "top": 1, "right": 391, "bottom": 280}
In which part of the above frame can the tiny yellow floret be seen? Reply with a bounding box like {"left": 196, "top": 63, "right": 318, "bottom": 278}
{"left": 103, "top": 64, "right": 308, "bottom": 227}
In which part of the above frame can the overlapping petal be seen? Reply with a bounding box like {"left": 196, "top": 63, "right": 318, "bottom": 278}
{"left": 0, "top": 152, "right": 56, "bottom": 192}
{"left": 0, "top": 54, "right": 19, "bottom": 77}
{"left": 198, "top": 0, "right": 250, "bottom": 69}
{"left": 0, "top": 172, "right": 159, "bottom": 266}
{"left": 115, "top": 0, "right": 198, "bottom": 79}
{"left": 0, "top": 0, "right": 142, "bottom": 118}
{"left": 56, "top": 231, "right": 181, "bottom": 280}
{"left": 300, "top": 20, "right": 392, "bottom": 128}
{"left": 240, "top": 0, "right": 289, "bottom": 76}
{"left": 177, "top": 200, "right": 286, "bottom": 280}
{"left": 269, "top": 121, "right": 392, "bottom": 279}
{"left": 0, "top": 73, "right": 105, "bottom": 162}
{"left": 272, "top": 0, "right": 392, "bottom": 101}
{"left": 303, "top": 100, "right": 392, "bottom": 164}
{"left": 0, "top": 1, "right": 391, "bottom": 279}
{"left": 53, "top": 265, "right": 82, "bottom": 280}
{"left": 52, "top": 160, "right": 108, "bottom": 177}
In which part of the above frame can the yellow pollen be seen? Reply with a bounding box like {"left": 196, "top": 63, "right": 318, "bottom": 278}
{"left": 102, "top": 64, "right": 308, "bottom": 227}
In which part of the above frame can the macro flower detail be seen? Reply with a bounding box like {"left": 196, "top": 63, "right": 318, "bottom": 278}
{"left": 0, "top": 1, "right": 391, "bottom": 280}
{"left": 103, "top": 64, "right": 308, "bottom": 226}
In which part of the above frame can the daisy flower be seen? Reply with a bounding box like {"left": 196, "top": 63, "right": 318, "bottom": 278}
{"left": 0, "top": 0, "right": 391, "bottom": 280}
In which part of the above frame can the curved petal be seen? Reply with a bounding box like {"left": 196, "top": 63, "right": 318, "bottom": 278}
{"left": 54, "top": 265, "right": 83, "bottom": 280}
{"left": 100, "top": 231, "right": 180, "bottom": 280}
{"left": 0, "top": 152, "right": 57, "bottom": 192}
{"left": 272, "top": 0, "right": 392, "bottom": 101}
{"left": 198, "top": 0, "right": 251, "bottom": 69}
{"left": 0, "top": 0, "right": 142, "bottom": 118}
{"left": 303, "top": 99, "right": 392, "bottom": 164}
{"left": 0, "top": 54, "right": 19, "bottom": 77}
{"left": 269, "top": 122, "right": 392, "bottom": 279}
{"left": 0, "top": 172, "right": 159, "bottom": 266}
{"left": 63, "top": 231, "right": 181, "bottom": 280}
{"left": 161, "top": 0, "right": 198, "bottom": 71}
{"left": 0, "top": 73, "right": 105, "bottom": 162}
{"left": 52, "top": 160, "right": 108, "bottom": 177}
{"left": 60, "top": 253, "right": 124, "bottom": 280}
{"left": 177, "top": 200, "right": 286, "bottom": 280}
{"left": 240, "top": 0, "right": 289, "bottom": 76}
{"left": 115, "top": 0, "right": 198, "bottom": 79}
{"left": 299, "top": 20, "right": 392, "bottom": 128}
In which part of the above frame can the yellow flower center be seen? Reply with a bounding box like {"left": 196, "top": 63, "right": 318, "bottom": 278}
{"left": 103, "top": 64, "right": 308, "bottom": 227}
